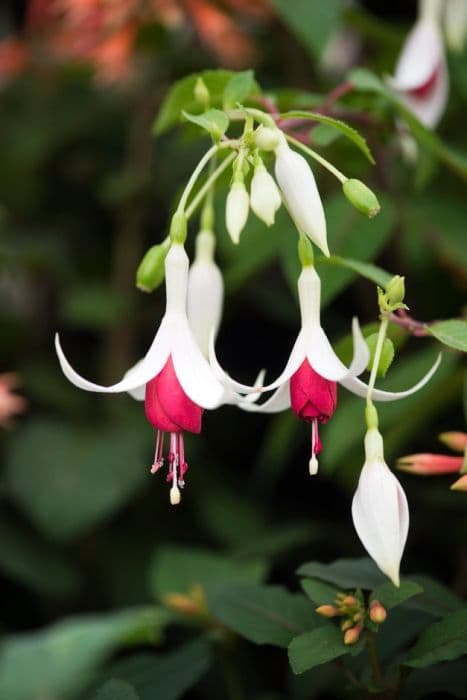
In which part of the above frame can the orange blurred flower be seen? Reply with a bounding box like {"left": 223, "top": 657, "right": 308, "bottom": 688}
{"left": 0, "top": 374, "right": 28, "bottom": 429}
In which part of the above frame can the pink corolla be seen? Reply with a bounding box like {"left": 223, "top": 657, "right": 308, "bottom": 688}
{"left": 389, "top": 14, "right": 448, "bottom": 128}
{"left": 56, "top": 243, "right": 228, "bottom": 505}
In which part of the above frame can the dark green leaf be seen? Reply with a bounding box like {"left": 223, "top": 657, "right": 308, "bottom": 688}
{"left": 426, "top": 320, "right": 467, "bottom": 352}
{"left": 223, "top": 70, "right": 256, "bottom": 109}
{"left": 370, "top": 580, "right": 423, "bottom": 610}
{"left": 94, "top": 679, "right": 140, "bottom": 700}
{"left": 297, "top": 558, "right": 386, "bottom": 589}
{"left": 401, "top": 659, "right": 467, "bottom": 699}
{"left": 301, "top": 579, "right": 339, "bottom": 607}
{"left": 270, "top": 0, "right": 344, "bottom": 57}
{"left": 279, "top": 110, "right": 375, "bottom": 163}
{"left": 208, "top": 584, "right": 317, "bottom": 647}
{"left": 182, "top": 109, "right": 229, "bottom": 140}
{"left": 288, "top": 627, "right": 350, "bottom": 674}
{"left": 406, "top": 609, "right": 467, "bottom": 668}
{"left": 404, "top": 576, "right": 465, "bottom": 617}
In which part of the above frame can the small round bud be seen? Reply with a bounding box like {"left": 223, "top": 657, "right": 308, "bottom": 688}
{"left": 369, "top": 600, "right": 387, "bottom": 624}
{"left": 342, "top": 595, "right": 358, "bottom": 607}
{"left": 194, "top": 77, "right": 210, "bottom": 107}
{"left": 254, "top": 125, "right": 281, "bottom": 151}
{"left": 385, "top": 275, "right": 406, "bottom": 306}
{"left": 316, "top": 605, "right": 339, "bottom": 618}
{"left": 344, "top": 623, "right": 363, "bottom": 645}
{"left": 343, "top": 179, "right": 380, "bottom": 218}
{"left": 136, "top": 240, "right": 170, "bottom": 292}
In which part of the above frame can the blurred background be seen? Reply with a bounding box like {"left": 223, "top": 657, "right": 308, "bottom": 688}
{"left": 0, "top": 1, "right": 465, "bottom": 698}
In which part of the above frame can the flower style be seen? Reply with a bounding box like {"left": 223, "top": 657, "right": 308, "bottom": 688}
{"left": 398, "top": 430, "right": 467, "bottom": 491}
{"left": 212, "top": 264, "right": 441, "bottom": 473}
{"left": 56, "top": 243, "right": 227, "bottom": 505}
{"left": 274, "top": 138, "right": 329, "bottom": 257}
{"left": 352, "top": 426, "right": 409, "bottom": 586}
{"left": 389, "top": 13, "right": 448, "bottom": 128}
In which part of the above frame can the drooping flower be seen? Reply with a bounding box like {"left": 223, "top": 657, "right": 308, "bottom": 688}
{"left": 56, "top": 243, "right": 227, "bottom": 504}
{"left": 250, "top": 161, "right": 282, "bottom": 226}
{"left": 226, "top": 181, "right": 249, "bottom": 244}
{"left": 388, "top": 14, "right": 448, "bottom": 128}
{"left": 352, "top": 426, "right": 409, "bottom": 586}
{"left": 274, "top": 138, "right": 329, "bottom": 256}
{"left": 398, "top": 430, "right": 467, "bottom": 491}
{"left": 212, "top": 264, "right": 441, "bottom": 473}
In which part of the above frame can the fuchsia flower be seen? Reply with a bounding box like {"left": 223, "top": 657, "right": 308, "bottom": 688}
{"left": 213, "top": 264, "right": 441, "bottom": 474}
{"left": 56, "top": 243, "right": 229, "bottom": 505}
{"left": 398, "top": 431, "right": 467, "bottom": 491}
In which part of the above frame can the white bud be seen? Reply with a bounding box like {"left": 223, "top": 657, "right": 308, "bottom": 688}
{"left": 187, "top": 231, "right": 224, "bottom": 358}
{"left": 274, "top": 142, "right": 329, "bottom": 257}
{"left": 250, "top": 165, "right": 281, "bottom": 226}
{"left": 226, "top": 182, "right": 249, "bottom": 244}
{"left": 254, "top": 126, "right": 280, "bottom": 151}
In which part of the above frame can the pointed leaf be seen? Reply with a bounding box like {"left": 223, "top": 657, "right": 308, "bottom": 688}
{"left": 404, "top": 575, "right": 465, "bottom": 617}
{"left": 406, "top": 609, "right": 467, "bottom": 668}
{"left": 370, "top": 580, "right": 423, "bottom": 610}
{"left": 426, "top": 320, "right": 467, "bottom": 352}
{"left": 288, "top": 627, "right": 350, "bottom": 674}
{"left": 301, "top": 579, "right": 339, "bottom": 607}
{"left": 182, "top": 109, "right": 229, "bottom": 140}
{"left": 297, "top": 557, "right": 386, "bottom": 589}
{"left": 223, "top": 70, "right": 256, "bottom": 109}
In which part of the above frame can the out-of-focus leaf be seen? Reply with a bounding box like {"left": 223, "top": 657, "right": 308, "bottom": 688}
{"left": 5, "top": 419, "right": 148, "bottom": 541}
{"left": 99, "top": 641, "right": 212, "bottom": 700}
{"left": 404, "top": 576, "right": 465, "bottom": 617}
{"left": 426, "top": 320, "right": 467, "bottom": 352}
{"left": 60, "top": 284, "right": 132, "bottom": 329}
{"left": 349, "top": 68, "right": 467, "bottom": 181}
{"left": 322, "top": 255, "right": 392, "bottom": 288}
{"left": 288, "top": 627, "right": 351, "bottom": 674}
{"left": 0, "top": 608, "right": 163, "bottom": 700}
{"left": 154, "top": 70, "right": 257, "bottom": 134}
{"left": 0, "top": 514, "right": 81, "bottom": 598}
{"left": 182, "top": 109, "right": 229, "bottom": 139}
{"left": 94, "top": 679, "right": 140, "bottom": 700}
{"left": 223, "top": 70, "right": 256, "bottom": 109}
{"left": 301, "top": 579, "right": 339, "bottom": 606}
{"left": 406, "top": 609, "right": 467, "bottom": 668}
{"left": 401, "top": 660, "right": 467, "bottom": 699}
{"left": 149, "top": 546, "right": 267, "bottom": 600}
{"left": 270, "top": 0, "right": 344, "bottom": 57}
{"left": 297, "top": 557, "right": 385, "bottom": 589}
{"left": 370, "top": 580, "right": 423, "bottom": 610}
{"left": 366, "top": 334, "right": 395, "bottom": 377}
{"left": 208, "top": 584, "right": 317, "bottom": 647}
{"left": 280, "top": 111, "right": 374, "bottom": 163}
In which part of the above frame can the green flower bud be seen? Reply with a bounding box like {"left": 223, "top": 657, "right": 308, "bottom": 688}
{"left": 343, "top": 179, "right": 380, "bottom": 218}
{"left": 136, "top": 239, "right": 170, "bottom": 292}
{"left": 385, "top": 275, "right": 406, "bottom": 306}
{"left": 194, "top": 77, "right": 210, "bottom": 108}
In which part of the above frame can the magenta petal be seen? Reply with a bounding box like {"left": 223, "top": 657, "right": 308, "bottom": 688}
{"left": 290, "top": 360, "right": 337, "bottom": 423}
{"left": 145, "top": 374, "right": 180, "bottom": 432}
{"left": 156, "top": 357, "right": 203, "bottom": 434}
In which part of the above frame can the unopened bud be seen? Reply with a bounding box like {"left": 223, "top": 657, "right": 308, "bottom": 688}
{"left": 250, "top": 164, "right": 281, "bottom": 226}
{"left": 136, "top": 239, "right": 170, "bottom": 292}
{"left": 385, "top": 275, "right": 406, "bottom": 306}
{"left": 254, "top": 125, "right": 281, "bottom": 151}
{"left": 343, "top": 179, "right": 380, "bottom": 218}
{"left": 451, "top": 474, "right": 467, "bottom": 491}
{"left": 316, "top": 605, "right": 339, "bottom": 618}
{"left": 342, "top": 595, "right": 358, "bottom": 607}
{"left": 226, "top": 181, "right": 249, "bottom": 244}
{"left": 369, "top": 600, "right": 387, "bottom": 624}
{"left": 164, "top": 593, "right": 199, "bottom": 615}
{"left": 344, "top": 623, "right": 363, "bottom": 645}
{"left": 194, "top": 77, "right": 210, "bottom": 107}
{"left": 439, "top": 431, "right": 467, "bottom": 453}
{"left": 341, "top": 619, "right": 353, "bottom": 632}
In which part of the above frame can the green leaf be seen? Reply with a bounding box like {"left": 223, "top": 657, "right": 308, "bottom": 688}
{"left": 301, "top": 579, "right": 339, "bottom": 607}
{"left": 322, "top": 255, "right": 392, "bottom": 288}
{"left": 0, "top": 514, "right": 81, "bottom": 598}
{"left": 5, "top": 419, "right": 148, "bottom": 542}
{"left": 426, "top": 320, "right": 467, "bottom": 352}
{"left": 149, "top": 546, "right": 267, "bottom": 600}
{"left": 223, "top": 70, "right": 256, "bottom": 109}
{"left": 94, "top": 679, "right": 140, "bottom": 700}
{"left": 270, "top": 0, "right": 344, "bottom": 57}
{"left": 401, "top": 659, "right": 467, "bottom": 699}
{"left": 0, "top": 608, "right": 163, "bottom": 700}
{"left": 404, "top": 576, "right": 465, "bottom": 617}
{"left": 154, "top": 70, "right": 257, "bottom": 134}
{"left": 182, "top": 109, "right": 229, "bottom": 140}
{"left": 279, "top": 110, "right": 375, "bottom": 163}
{"left": 288, "top": 627, "right": 350, "bottom": 674}
{"left": 297, "top": 557, "right": 386, "bottom": 589}
{"left": 406, "top": 609, "right": 467, "bottom": 668}
{"left": 371, "top": 580, "right": 423, "bottom": 610}
{"left": 366, "top": 334, "right": 395, "bottom": 377}
{"left": 310, "top": 123, "right": 341, "bottom": 147}
{"left": 208, "top": 584, "right": 317, "bottom": 648}
{"left": 99, "top": 641, "right": 212, "bottom": 700}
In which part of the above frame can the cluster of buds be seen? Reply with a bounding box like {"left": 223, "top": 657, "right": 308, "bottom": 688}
{"left": 316, "top": 591, "right": 387, "bottom": 645}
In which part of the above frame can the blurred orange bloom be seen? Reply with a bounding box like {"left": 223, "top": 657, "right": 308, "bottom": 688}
{"left": 0, "top": 374, "right": 28, "bottom": 429}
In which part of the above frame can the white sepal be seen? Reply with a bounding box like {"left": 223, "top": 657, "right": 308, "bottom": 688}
{"left": 187, "top": 236, "right": 224, "bottom": 358}
{"left": 250, "top": 165, "right": 281, "bottom": 226}
{"left": 226, "top": 182, "right": 249, "bottom": 244}
{"left": 352, "top": 428, "right": 409, "bottom": 586}
{"left": 274, "top": 141, "right": 329, "bottom": 256}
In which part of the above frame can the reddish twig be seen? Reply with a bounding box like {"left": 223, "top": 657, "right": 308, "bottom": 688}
{"left": 388, "top": 309, "right": 429, "bottom": 337}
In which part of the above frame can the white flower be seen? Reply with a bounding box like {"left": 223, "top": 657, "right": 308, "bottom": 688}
{"left": 352, "top": 427, "right": 409, "bottom": 586}
{"left": 389, "top": 16, "right": 448, "bottom": 128}
{"left": 444, "top": 0, "right": 467, "bottom": 52}
{"left": 274, "top": 139, "right": 329, "bottom": 257}
{"left": 226, "top": 182, "right": 249, "bottom": 244}
{"left": 187, "top": 230, "right": 224, "bottom": 358}
{"left": 250, "top": 163, "right": 282, "bottom": 226}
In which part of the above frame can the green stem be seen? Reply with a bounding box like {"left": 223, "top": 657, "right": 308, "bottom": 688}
{"left": 185, "top": 151, "right": 236, "bottom": 219}
{"left": 366, "top": 317, "right": 389, "bottom": 406}
{"left": 285, "top": 134, "right": 348, "bottom": 183}
{"left": 177, "top": 142, "right": 234, "bottom": 214}
{"left": 365, "top": 631, "right": 384, "bottom": 686}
